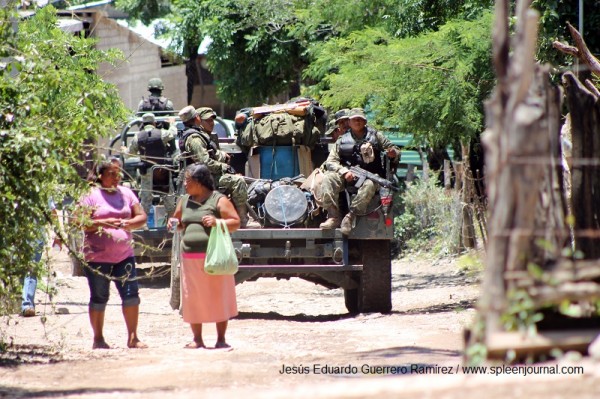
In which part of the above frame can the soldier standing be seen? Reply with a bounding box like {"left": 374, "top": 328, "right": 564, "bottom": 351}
{"left": 123, "top": 113, "right": 177, "bottom": 213}
{"left": 138, "top": 77, "right": 174, "bottom": 118}
{"left": 319, "top": 108, "right": 400, "bottom": 235}
{"left": 177, "top": 106, "right": 257, "bottom": 228}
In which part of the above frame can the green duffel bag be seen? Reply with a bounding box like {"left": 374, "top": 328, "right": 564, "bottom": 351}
{"left": 254, "top": 112, "right": 305, "bottom": 146}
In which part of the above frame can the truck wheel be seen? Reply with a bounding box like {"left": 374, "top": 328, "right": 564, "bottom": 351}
{"left": 169, "top": 230, "right": 181, "bottom": 310}
{"left": 344, "top": 288, "right": 359, "bottom": 313}
{"left": 357, "top": 240, "right": 392, "bottom": 313}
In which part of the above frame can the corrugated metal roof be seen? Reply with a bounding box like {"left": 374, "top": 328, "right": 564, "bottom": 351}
{"left": 67, "top": 0, "right": 113, "bottom": 10}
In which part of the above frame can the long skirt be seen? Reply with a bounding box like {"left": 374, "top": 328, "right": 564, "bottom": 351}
{"left": 181, "top": 252, "right": 238, "bottom": 323}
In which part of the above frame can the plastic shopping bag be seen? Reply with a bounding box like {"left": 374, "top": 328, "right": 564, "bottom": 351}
{"left": 204, "top": 219, "right": 239, "bottom": 275}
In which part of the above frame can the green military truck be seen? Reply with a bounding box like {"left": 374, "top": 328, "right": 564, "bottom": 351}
{"left": 100, "top": 110, "right": 396, "bottom": 314}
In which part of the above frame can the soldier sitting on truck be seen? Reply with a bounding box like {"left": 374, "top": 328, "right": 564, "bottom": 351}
{"left": 327, "top": 108, "right": 350, "bottom": 141}
{"left": 122, "top": 113, "right": 178, "bottom": 213}
{"left": 177, "top": 105, "right": 258, "bottom": 228}
{"left": 319, "top": 108, "right": 400, "bottom": 235}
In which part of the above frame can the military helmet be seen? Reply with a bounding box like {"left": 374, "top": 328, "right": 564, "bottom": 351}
{"left": 147, "top": 77, "right": 164, "bottom": 91}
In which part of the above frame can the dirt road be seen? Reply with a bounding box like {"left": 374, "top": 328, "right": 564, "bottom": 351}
{"left": 1, "top": 248, "right": 598, "bottom": 398}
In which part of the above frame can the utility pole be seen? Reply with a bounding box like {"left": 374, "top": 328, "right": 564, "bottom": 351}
{"left": 579, "top": 0, "right": 584, "bottom": 39}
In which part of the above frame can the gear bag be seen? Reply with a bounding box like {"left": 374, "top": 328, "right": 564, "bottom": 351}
{"left": 140, "top": 95, "right": 169, "bottom": 112}
{"left": 254, "top": 112, "right": 304, "bottom": 146}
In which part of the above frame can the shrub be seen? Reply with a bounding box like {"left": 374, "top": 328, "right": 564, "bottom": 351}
{"left": 394, "top": 176, "right": 461, "bottom": 255}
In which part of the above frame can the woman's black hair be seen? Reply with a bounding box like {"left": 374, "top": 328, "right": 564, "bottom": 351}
{"left": 91, "top": 157, "right": 121, "bottom": 183}
{"left": 186, "top": 163, "right": 215, "bottom": 190}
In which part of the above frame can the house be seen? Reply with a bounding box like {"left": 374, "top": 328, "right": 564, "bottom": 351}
{"left": 58, "top": 1, "right": 187, "bottom": 112}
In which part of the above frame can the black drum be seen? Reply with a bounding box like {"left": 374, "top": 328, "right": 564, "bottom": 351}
{"left": 263, "top": 185, "right": 308, "bottom": 227}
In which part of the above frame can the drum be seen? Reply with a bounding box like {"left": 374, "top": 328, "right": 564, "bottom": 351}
{"left": 263, "top": 185, "right": 308, "bottom": 227}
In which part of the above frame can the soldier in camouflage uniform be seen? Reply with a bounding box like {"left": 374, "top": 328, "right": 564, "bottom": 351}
{"left": 319, "top": 108, "right": 400, "bottom": 235}
{"left": 324, "top": 108, "right": 350, "bottom": 142}
{"left": 123, "top": 113, "right": 177, "bottom": 213}
{"left": 137, "top": 78, "right": 174, "bottom": 115}
{"left": 178, "top": 106, "right": 257, "bottom": 228}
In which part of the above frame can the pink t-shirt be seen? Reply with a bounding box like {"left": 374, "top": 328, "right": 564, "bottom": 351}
{"left": 80, "top": 186, "right": 139, "bottom": 263}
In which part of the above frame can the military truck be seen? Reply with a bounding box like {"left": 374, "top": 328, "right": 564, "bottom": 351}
{"left": 97, "top": 109, "right": 396, "bottom": 314}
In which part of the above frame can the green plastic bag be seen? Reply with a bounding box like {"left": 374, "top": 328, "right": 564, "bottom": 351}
{"left": 204, "top": 219, "right": 239, "bottom": 275}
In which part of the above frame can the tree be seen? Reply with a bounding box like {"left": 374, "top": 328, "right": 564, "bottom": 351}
{"left": 111, "top": 0, "right": 493, "bottom": 107}
{"left": 532, "top": 0, "right": 600, "bottom": 69}
{"left": 0, "top": 4, "right": 130, "bottom": 314}
{"left": 304, "top": 13, "right": 494, "bottom": 149}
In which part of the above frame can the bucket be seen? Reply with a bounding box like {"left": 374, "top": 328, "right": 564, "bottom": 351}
{"left": 258, "top": 146, "right": 299, "bottom": 180}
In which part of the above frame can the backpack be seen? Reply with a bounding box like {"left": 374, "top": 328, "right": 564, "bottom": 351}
{"left": 286, "top": 97, "right": 328, "bottom": 135}
{"left": 139, "top": 95, "right": 169, "bottom": 112}
{"left": 254, "top": 112, "right": 305, "bottom": 146}
{"left": 247, "top": 106, "right": 322, "bottom": 148}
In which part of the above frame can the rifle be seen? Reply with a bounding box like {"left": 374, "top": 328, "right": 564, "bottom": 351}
{"left": 349, "top": 165, "right": 399, "bottom": 191}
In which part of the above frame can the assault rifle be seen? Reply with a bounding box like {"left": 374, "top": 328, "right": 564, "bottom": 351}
{"left": 349, "top": 165, "right": 399, "bottom": 191}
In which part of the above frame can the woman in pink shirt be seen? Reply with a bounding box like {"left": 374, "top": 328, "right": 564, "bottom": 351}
{"left": 78, "top": 157, "right": 148, "bottom": 349}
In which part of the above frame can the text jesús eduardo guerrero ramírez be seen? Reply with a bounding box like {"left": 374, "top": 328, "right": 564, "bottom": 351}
{"left": 279, "top": 364, "right": 456, "bottom": 375}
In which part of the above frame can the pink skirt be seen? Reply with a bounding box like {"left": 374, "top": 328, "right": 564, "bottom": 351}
{"left": 181, "top": 252, "right": 238, "bottom": 323}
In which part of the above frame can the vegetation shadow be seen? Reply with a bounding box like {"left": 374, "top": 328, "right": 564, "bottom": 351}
{"left": 235, "top": 311, "right": 356, "bottom": 322}
{"left": 0, "top": 386, "right": 172, "bottom": 398}
{"left": 391, "top": 299, "right": 477, "bottom": 315}
{"left": 136, "top": 264, "right": 171, "bottom": 288}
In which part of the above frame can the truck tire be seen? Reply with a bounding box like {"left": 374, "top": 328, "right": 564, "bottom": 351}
{"left": 357, "top": 240, "right": 392, "bottom": 313}
{"left": 169, "top": 230, "right": 181, "bottom": 310}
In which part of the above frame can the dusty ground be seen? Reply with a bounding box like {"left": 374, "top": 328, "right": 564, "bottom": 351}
{"left": 0, "top": 247, "right": 598, "bottom": 399}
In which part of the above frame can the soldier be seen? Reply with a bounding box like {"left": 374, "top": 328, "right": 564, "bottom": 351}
{"left": 177, "top": 105, "right": 258, "bottom": 228}
{"left": 319, "top": 108, "right": 400, "bottom": 235}
{"left": 323, "top": 108, "right": 351, "bottom": 143}
{"left": 123, "top": 113, "right": 177, "bottom": 213}
{"left": 137, "top": 77, "right": 174, "bottom": 117}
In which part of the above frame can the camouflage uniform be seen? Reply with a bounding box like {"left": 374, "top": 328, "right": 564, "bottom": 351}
{"left": 178, "top": 106, "right": 250, "bottom": 225}
{"left": 126, "top": 115, "right": 177, "bottom": 213}
{"left": 184, "top": 131, "right": 248, "bottom": 211}
{"left": 320, "top": 108, "right": 399, "bottom": 234}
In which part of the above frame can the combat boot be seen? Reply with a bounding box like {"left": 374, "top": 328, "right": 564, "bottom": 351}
{"left": 340, "top": 212, "right": 356, "bottom": 236}
{"left": 319, "top": 206, "right": 341, "bottom": 229}
{"left": 237, "top": 204, "right": 261, "bottom": 229}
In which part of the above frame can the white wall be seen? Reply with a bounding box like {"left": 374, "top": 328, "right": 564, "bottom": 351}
{"left": 93, "top": 15, "right": 186, "bottom": 113}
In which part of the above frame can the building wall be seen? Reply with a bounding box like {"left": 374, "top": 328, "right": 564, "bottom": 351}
{"left": 89, "top": 13, "right": 187, "bottom": 154}
{"left": 93, "top": 14, "right": 186, "bottom": 113}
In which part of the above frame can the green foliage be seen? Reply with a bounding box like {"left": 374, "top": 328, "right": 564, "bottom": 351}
{"left": 457, "top": 251, "right": 484, "bottom": 274}
{"left": 394, "top": 175, "right": 460, "bottom": 254}
{"left": 116, "top": 0, "right": 172, "bottom": 25}
{"left": 112, "top": 0, "right": 494, "bottom": 109}
{"left": 532, "top": 0, "right": 600, "bottom": 70}
{"left": 0, "top": 5, "right": 129, "bottom": 315}
{"left": 163, "top": 0, "right": 304, "bottom": 106}
{"left": 501, "top": 289, "right": 544, "bottom": 336}
{"left": 304, "top": 13, "right": 494, "bottom": 149}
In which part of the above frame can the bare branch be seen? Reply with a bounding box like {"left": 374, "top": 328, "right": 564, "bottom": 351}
{"left": 566, "top": 22, "right": 600, "bottom": 77}
{"left": 552, "top": 41, "right": 579, "bottom": 58}
{"left": 584, "top": 79, "right": 600, "bottom": 98}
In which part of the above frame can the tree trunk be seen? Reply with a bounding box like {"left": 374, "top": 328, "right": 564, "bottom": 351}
{"left": 563, "top": 72, "right": 600, "bottom": 259}
{"left": 480, "top": 0, "right": 563, "bottom": 332}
